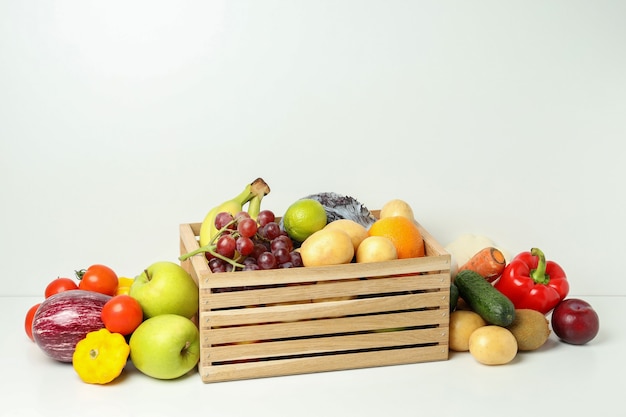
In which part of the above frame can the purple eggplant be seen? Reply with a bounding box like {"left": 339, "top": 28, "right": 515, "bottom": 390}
{"left": 32, "top": 290, "right": 111, "bottom": 362}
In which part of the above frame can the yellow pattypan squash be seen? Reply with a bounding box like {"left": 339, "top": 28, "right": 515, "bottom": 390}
{"left": 72, "top": 328, "right": 130, "bottom": 384}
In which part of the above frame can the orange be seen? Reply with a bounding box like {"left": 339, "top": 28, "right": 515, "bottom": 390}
{"left": 368, "top": 216, "right": 425, "bottom": 259}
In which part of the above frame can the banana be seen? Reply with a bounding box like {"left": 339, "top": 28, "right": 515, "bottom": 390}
{"left": 247, "top": 192, "right": 265, "bottom": 220}
{"left": 198, "top": 178, "right": 270, "bottom": 246}
{"left": 247, "top": 177, "right": 271, "bottom": 220}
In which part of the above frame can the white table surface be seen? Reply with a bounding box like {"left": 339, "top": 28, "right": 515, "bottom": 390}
{"left": 3, "top": 295, "right": 623, "bottom": 417}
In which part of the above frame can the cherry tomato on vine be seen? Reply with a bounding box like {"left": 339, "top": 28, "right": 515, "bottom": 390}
{"left": 44, "top": 277, "right": 79, "bottom": 298}
{"left": 77, "top": 264, "right": 119, "bottom": 296}
{"left": 101, "top": 295, "right": 144, "bottom": 335}
{"left": 25, "top": 303, "right": 41, "bottom": 341}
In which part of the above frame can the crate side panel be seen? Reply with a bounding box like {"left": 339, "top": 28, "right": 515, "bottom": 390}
{"left": 179, "top": 223, "right": 212, "bottom": 286}
{"left": 415, "top": 220, "right": 449, "bottom": 258}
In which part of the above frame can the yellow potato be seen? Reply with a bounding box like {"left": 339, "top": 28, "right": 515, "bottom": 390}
{"left": 469, "top": 325, "right": 518, "bottom": 365}
{"left": 356, "top": 236, "right": 397, "bottom": 263}
{"left": 299, "top": 229, "right": 354, "bottom": 267}
{"left": 380, "top": 199, "right": 415, "bottom": 221}
{"left": 449, "top": 310, "right": 487, "bottom": 351}
{"left": 324, "top": 219, "right": 369, "bottom": 252}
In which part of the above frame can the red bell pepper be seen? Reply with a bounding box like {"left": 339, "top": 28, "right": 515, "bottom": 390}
{"left": 493, "top": 247, "right": 569, "bottom": 314}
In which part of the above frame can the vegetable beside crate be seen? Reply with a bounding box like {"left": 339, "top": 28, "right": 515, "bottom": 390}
{"left": 179, "top": 214, "right": 451, "bottom": 383}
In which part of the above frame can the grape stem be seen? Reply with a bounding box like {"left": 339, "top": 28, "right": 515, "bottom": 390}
{"left": 179, "top": 220, "right": 245, "bottom": 270}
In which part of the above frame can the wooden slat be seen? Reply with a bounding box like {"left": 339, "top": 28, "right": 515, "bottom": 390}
{"left": 198, "top": 257, "right": 449, "bottom": 290}
{"left": 179, "top": 223, "right": 208, "bottom": 287}
{"left": 202, "top": 273, "right": 449, "bottom": 310}
{"left": 201, "top": 292, "right": 448, "bottom": 328}
{"left": 204, "top": 309, "right": 448, "bottom": 345}
{"left": 200, "top": 345, "right": 448, "bottom": 383}
{"left": 204, "top": 327, "right": 449, "bottom": 362}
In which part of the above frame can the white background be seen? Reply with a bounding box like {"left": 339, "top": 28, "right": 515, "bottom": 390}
{"left": 2, "top": 0, "right": 625, "bottom": 297}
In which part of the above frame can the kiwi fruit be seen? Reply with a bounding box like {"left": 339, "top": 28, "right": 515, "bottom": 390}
{"left": 506, "top": 309, "right": 551, "bottom": 351}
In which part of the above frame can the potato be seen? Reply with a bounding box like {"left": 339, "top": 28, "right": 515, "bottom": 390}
{"left": 469, "top": 325, "right": 518, "bottom": 365}
{"left": 449, "top": 310, "right": 487, "bottom": 351}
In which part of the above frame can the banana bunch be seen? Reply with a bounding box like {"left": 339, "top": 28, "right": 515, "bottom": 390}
{"left": 198, "top": 178, "right": 270, "bottom": 246}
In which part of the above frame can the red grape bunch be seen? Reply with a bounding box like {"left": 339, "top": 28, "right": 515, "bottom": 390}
{"left": 207, "top": 209, "right": 303, "bottom": 273}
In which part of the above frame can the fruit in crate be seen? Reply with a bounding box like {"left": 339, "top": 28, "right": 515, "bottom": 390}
{"left": 184, "top": 185, "right": 433, "bottom": 273}
{"left": 355, "top": 236, "right": 397, "bottom": 263}
{"left": 181, "top": 206, "right": 304, "bottom": 271}
{"left": 129, "top": 314, "right": 200, "bottom": 380}
{"left": 299, "top": 228, "right": 354, "bottom": 267}
{"left": 368, "top": 216, "right": 425, "bottom": 259}
{"left": 299, "top": 192, "right": 377, "bottom": 228}
{"left": 323, "top": 219, "right": 369, "bottom": 252}
{"left": 380, "top": 198, "right": 415, "bottom": 221}
{"left": 129, "top": 261, "right": 199, "bottom": 319}
{"left": 282, "top": 198, "right": 328, "bottom": 242}
{"left": 199, "top": 178, "right": 270, "bottom": 247}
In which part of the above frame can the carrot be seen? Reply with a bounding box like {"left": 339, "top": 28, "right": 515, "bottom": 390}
{"left": 457, "top": 247, "right": 506, "bottom": 283}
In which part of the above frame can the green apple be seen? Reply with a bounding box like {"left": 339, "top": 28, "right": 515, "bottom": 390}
{"left": 129, "top": 314, "right": 200, "bottom": 379}
{"left": 130, "top": 261, "right": 198, "bottom": 319}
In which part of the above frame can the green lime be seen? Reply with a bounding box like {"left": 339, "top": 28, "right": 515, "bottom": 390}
{"left": 283, "top": 199, "right": 327, "bottom": 242}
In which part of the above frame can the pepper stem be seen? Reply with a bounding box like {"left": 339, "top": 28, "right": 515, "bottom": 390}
{"left": 529, "top": 247, "right": 550, "bottom": 285}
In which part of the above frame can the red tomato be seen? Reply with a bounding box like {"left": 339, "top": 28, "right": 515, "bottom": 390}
{"left": 44, "top": 277, "right": 79, "bottom": 298}
{"left": 101, "top": 295, "right": 144, "bottom": 335}
{"left": 25, "top": 303, "right": 41, "bottom": 341}
{"left": 78, "top": 264, "right": 118, "bottom": 296}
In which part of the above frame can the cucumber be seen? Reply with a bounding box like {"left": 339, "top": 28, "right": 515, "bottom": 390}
{"left": 454, "top": 269, "right": 515, "bottom": 327}
{"left": 450, "top": 283, "right": 459, "bottom": 312}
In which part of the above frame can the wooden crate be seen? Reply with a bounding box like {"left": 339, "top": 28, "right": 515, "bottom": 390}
{"left": 179, "top": 217, "right": 451, "bottom": 383}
